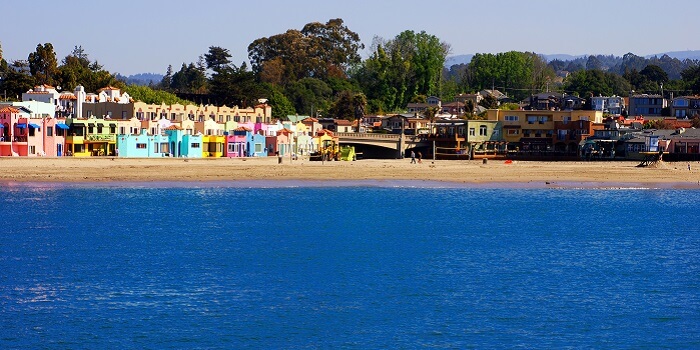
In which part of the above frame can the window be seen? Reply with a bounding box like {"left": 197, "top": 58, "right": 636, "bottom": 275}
{"left": 479, "top": 125, "right": 487, "bottom": 136}
{"left": 226, "top": 115, "right": 231, "bottom": 122}
{"left": 538, "top": 116, "right": 548, "bottom": 124}
{"left": 493, "top": 129, "right": 500, "bottom": 137}
{"left": 228, "top": 143, "right": 236, "bottom": 152}
{"left": 74, "top": 144, "right": 85, "bottom": 153}
{"left": 255, "top": 143, "right": 263, "bottom": 153}
{"left": 97, "top": 125, "right": 103, "bottom": 133}
{"left": 676, "top": 110, "right": 687, "bottom": 118}
{"left": 122, "top": 111, "right": 127, "bottom": 119}
{"left": 234, "top": 115, "right": 240, "bottom": 122}
{"left": 160, "top": 143, "right": 169, "bottom": 153}
{"left": 507, "top": 129, "right": 519, "bottom": 135}
{"left": 110, "top": 126, "right": 116, "bottom": 134}
{"left": 191, "top": 143, "right": 200, "bottom": 148}
{"left": 136, "top": 143, "right": 147, "bottom": 149}
{"left": 527, "top": 116, "right": 537, "bottom": 124}
{"left": 504, "top": 115, "right": 518, "bottom": 121}
{"left": 579, "top": 116, "right": 589, "bottom": 121}
{"left": 56, "top": 128, "right": 64, "bottom": 137}
{"left": 29, "top": 145, "right": 35, "bottom": 154}
{"left": 562, "top": 116, "right": 572, "bottom": 124}
{"left": 47, "top": 126, "right": 53, "bottom": 136}
{"left": 171, "top": 113, "right": 176, "bottom": 120}
{"left": 136, "top": 112, "right": 144, "bottom": 120}
{"left": 469, "top": 128, "right": 475, "bottom": 136}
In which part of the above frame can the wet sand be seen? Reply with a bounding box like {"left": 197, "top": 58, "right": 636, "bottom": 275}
{"left": 1, "top": 157, "right": 699, "bottom": 188}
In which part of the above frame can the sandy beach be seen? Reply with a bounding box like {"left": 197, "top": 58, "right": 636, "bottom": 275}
{"left": 1, "top": 156, "right": 699, "bottom": 188}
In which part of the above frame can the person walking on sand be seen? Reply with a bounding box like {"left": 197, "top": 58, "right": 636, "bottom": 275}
{"left": 689, "top": 163, "right": 692, "bottom": 171}
{"left": 417, "top": 151, "right": 422, "bottom": 164}
{"left": 410, "top": 151, "right": 416, "bottom": 164}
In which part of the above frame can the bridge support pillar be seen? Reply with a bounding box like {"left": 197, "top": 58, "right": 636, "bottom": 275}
{"left": 398, "top": 134, "right": 405, "bottom": 159}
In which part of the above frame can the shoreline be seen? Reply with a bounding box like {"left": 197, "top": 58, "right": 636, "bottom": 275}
{"left": 1, "top": 157, "right": 699, "bottom": 188}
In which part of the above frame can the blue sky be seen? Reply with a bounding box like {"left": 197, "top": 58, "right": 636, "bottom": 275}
{"left": 3, "top": 0, "right": 697, "bottom": 76}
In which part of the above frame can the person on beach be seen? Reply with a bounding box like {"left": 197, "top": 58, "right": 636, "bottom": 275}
{"left": 410, "top": 151, "right": 416, "bottom": 164}
{"left": 689, "top": 163, "right": 691, "bottom": 171}
{"left": 417, "top": 151, "right": 422, "bottom": 164}
{"left": 277, "top": 151, "right": 282, "bottom": 164}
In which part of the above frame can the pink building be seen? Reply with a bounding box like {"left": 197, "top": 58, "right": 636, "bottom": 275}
{"left": 0, "top": 107, "right": 44, "bottom": 156}
{"left": 224, "top": 126, "right": 250, "bottom": 158}
{"left": 42, "top": 118, "right": 69, "bottom": 156}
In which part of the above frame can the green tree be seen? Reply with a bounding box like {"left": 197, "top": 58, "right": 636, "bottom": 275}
{"left": 124, "top": 85, "right": 192, "bottom": 105}
{"left": 563, "top": 69, "right": 631, "bottom": 97}
{"left": 248, "top": 18, "right": 363, "bottom": 85}
{"left": 1, "top": 60, "right": 35, "bottom": 101}
{"left": 681, "top": 65, "right": 700, "bottom": 94}
{"left": 328, "top": 91, "right": 366, "bottom": 122}
{"left": 28, "top": 43, "right": 58, "bottom": 85}
{"left": 56, "top": 46, "right": 124, "bottom": 92}
{"left": 160, "top": 64, "right": 173, "bottom": 91}
{"left": 204, "top": 46, "right": 233, "bottom": 72}
{"left": 479, "top": 94, "right": 498, "bottom": 109}
{"left": 262, "top": 83, "right": 296, "bottom": 119}
{"left": 285, "top": 77, "right": 332, "bottom": 116}
{"left": 354, "top": 31, "right": 449, "bottom": 112}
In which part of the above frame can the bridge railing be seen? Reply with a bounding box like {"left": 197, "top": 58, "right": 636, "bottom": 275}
{"left": 337, "top": 132, "right": 399, "bottom": 139}
{"left": 337, "top": 132, "right": 427, "bottom": 142}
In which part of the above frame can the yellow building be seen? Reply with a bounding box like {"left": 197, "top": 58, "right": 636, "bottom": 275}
{"left": 486, "top": 109, "right": 603, "bottom": 150}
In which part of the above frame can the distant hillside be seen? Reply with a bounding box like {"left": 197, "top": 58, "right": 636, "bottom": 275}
{"left": 445, "top": 54, "right": 473, "bottom": 67}
{"left": 446, "top": 50, "right": 700, "bottom": 66}
{"left": 646, "top": 50, "right": 700, "bottom": 61}
{"left": 445, "top": 50, "right": 700, "bottom": 80}
{"left": 116, "top": 73, "right": 164, "bottom": 86}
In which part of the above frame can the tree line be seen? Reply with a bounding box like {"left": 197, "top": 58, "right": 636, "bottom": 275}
{"left": 3, "top": 20, "right": 700, "bottom": 120}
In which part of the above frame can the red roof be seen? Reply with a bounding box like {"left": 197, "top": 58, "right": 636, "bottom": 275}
{"left": 0, "top": 106, "right": 20, "bottom": 113}
{"left": 164, "top": 125, "right": 183, "bottom": 130}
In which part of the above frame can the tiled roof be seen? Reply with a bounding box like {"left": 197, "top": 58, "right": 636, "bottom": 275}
{"left": 59, "top": 94, "right": 77, "bottom": 100}
{"left": 0, "top": 106, "right": 20, "bottom": 113}
{"left": 164, "top": 125, "right": 183, "bottom": 130}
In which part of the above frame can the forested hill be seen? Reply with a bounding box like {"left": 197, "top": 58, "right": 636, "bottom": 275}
{"left": 448, "top": 51, "right": 700, "bottom": 80}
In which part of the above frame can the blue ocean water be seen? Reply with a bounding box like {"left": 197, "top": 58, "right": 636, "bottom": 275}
{"left": 0, "top": 182, "right": 699, "bottom": 349}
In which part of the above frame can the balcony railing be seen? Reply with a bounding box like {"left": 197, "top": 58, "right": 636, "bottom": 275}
{"left": 86, "top": 134, "right": 116, "bottom": 142}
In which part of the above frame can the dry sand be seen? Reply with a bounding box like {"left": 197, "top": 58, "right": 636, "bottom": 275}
{"left": 1, "top": 156, "right": 699, "bottom": 188}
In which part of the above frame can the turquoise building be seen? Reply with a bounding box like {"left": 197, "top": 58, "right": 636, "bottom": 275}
{"left": 164, "top": 125, "right": 203, "bottom": 158}
{"left": 116, "top": 129, "right": 169, "bottom": 157}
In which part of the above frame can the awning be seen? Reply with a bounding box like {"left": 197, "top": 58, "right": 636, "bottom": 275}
{"left": 16, "top": 123, "right": 26, "bottom": 129}
{"left": 29, "top": 123, "right": 41, "bottom": 129}
{"left": 55, "top": 123, "right": 70, "bottom": 129}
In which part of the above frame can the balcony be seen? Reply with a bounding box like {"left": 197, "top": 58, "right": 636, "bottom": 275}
{"left": 85, "top": 134, "right": 116, "bottom": 142}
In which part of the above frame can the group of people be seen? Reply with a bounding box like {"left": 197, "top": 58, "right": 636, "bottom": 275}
{"left": 410, "top": 151, "right": 422, "bottom": 164}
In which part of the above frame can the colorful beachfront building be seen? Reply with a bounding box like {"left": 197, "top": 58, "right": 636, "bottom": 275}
{"left": 163, "top": 125, "right": 203, "bottom": 158}
{"left": 486, "top": 109, "right": 603, "bottom": 152}
{"left": 116, "top": 129, "right": 169, "bottom": 157}
{"left": 65, "top": 117, "right": 118, "bottom": 157}
{"left": 197, "top": 119, "right": 225, "bottom": 157}
{"left": 224, "top": 127, "right": 250, "bottom": 157}
{"left": 247, "top": 132, "right": 267, "bottom": 157}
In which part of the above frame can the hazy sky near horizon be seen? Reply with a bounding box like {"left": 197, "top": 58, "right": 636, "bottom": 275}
{"left": 3, "top": 0, "right": 698, "bottom": 76}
